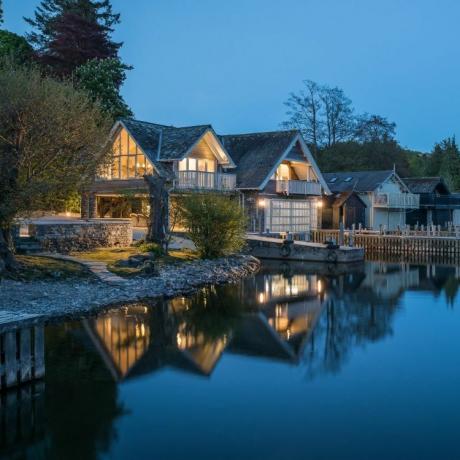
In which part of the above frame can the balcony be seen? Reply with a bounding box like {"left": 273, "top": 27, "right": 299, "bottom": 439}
{"left": 373, "top": 192, "right": 419, "bottom": 209}
{"left": 174, "top": 171, "right": 236, "bottom": 191}
{"left": 276, "top": 180, "right": 322, "bottom": 196}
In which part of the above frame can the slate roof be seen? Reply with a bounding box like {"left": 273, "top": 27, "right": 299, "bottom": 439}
{"left": 402, "top": 177, "right": 450, "bottom": 194}
{"left": 323, "top": 170, "right": 394, "bottom": 193}
{"left": 121, "top": 118, "right": 211, "bottom": 161}
{"left": 220, "top": 130, "right": 299, "bottom": 188}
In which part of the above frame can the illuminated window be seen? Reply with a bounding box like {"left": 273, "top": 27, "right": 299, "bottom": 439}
{"left": 102, "top": 127, "right": 154, "bottom": 179}
{"left": 274, "top": 163, "right": 290, "bottom": 181}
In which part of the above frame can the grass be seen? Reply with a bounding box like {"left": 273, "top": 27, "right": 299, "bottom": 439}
{"left": 69, "top": 245, "right": 199, "bottom": 277}
{"left": 10, "top": 255, "right": 91, "bottom": 281}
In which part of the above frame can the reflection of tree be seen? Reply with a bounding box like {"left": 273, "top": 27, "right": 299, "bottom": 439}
{"left": 43, "top": 324, "right": 126, "bottom": 460}
{"left": 174, "top": 285, "right": 244, "bottom": 344}
{"left": 303, "top": 276, "right": 400, "bottom": 378}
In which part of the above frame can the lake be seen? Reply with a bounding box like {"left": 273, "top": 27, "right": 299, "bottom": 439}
{"left": 2, "top": 259, "right": 460, "bottom": 460}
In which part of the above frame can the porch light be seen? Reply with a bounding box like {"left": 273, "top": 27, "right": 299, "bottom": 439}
{"left": 317, "top": 279, "right": 323, "bottom": 293}
{"left": 258, "top": 198, "right": 266, "bottom": 208}
{"left": 316, "top": 200, "right": 323, "bottom": 208}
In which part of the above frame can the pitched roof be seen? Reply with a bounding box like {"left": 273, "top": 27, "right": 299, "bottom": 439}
{"left": 120, "top": 118, "right": 211, "bottom": 161}
{"left": 323, "top": 170, "right": 394, "bottom": 193}
{"left": 402, "top": 177, "right": 450, "bottom": 194}
{"left": 220, "top": 130, "right": 299, "bottom": 188}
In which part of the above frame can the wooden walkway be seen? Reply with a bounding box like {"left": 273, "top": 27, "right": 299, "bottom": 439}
{"left": 311, "top": 230, "right": 460, "bottom": 259}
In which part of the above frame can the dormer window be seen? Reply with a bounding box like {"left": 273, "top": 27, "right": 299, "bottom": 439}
{"left": 178, "top": 157, "right": 216, "bottom": 173}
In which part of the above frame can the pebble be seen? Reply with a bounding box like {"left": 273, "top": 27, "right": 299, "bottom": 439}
{"left": 0, "top": 255, "right": 260, "bottom": 321}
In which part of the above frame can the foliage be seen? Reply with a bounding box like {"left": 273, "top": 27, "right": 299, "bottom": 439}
{"left": 0, "top": 61, "right": 112, "bottom": 273}
{"left": 317, "top": 140, "right": 412, "bottom": 176}
{"left": 25, "top": 0, "right": 122, "bottom": 77}
{"left": 0, "top": 30, "right": 34, "bottom": 64}
{"left": 425, "top": 137, "right": 460, "bottom": 191}
{"left": 0, "top": 0, "right": 3, "bottom": 25}
{"left": 282, "top": 79, "right": 397, "bottom": 151}
{"left": 75, "top": 58, "right": 132, "bottom": 119}
{"left": 177, "top": 194, "right": 246, "bottom": 259}
{"left": 135, "top": 241, "right": 163, "bottom": 256}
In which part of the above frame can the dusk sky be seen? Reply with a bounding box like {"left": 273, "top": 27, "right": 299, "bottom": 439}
{"left": 4, "top": 0, "right": 460, "bottom": 152}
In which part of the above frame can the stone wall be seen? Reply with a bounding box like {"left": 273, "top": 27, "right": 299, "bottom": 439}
{"left": 29, "top": 219, "right": 133, "bottom": 253}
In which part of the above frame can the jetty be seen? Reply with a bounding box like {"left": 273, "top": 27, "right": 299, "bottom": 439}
{"left": 246, "top": 235, "right": 364, "bottom": 263}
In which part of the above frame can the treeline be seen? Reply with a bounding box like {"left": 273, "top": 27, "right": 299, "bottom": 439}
{"left": 282, "top": 80, "right": 460, "bottom": 190}
{"left": 0, "top": 0, "right": 132, "bottom": 120}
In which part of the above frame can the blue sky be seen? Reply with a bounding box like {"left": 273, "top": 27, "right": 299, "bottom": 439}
{"left": 4, "top": 0, "right": 460, "bottom": 152}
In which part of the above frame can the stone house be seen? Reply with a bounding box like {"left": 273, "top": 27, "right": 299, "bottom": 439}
{"left": 81, "top": 118, "right": 330, "bottom": 234}
{"left": 322, "top": 170, "right": 419, "bottom": 230}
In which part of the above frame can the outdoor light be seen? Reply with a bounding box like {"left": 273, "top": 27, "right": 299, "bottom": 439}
{"left": 258, "top": 198, "right": 266, "bottom": 208}
{"left": 317, "top": 279, "right": 323, "bottom": 293}
{"left": 316, "top": 200, "right": 323, "bottom": 208}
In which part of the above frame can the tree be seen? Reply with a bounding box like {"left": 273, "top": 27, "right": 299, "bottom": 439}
{"left": 177, "top": 194, "right": 246, "bottom": 259}
{"left": 0, "top": 62, "right": 112, "bottom": 274}
{"left": 430, "top": 137, "right": 460, "bottom": 191}
{"left": 25, "top": 0, "right": 122, "bottom": 77}
{"left": 0, "top": 0, "right": 3, "bottom": 25}
{"left": 320, "top": 86, "right": 355, "bottom": 147}
{"left": 75, "top": 58, "right": 132, "bottom": 119}
{"left": 282, "top": 80, "right": 324, "bottom": 154}
{"left": 0, "top": 30, "right": 34, "bottom": 64}
{"left": 354, "top": 113, "right": 396, "bottom": 143}
{"left": 317, "top": 140, "right": 411, "bottom": 176}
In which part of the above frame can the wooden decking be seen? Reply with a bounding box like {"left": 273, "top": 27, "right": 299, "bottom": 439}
{"left": 311, "top": 230, "right": 460, "bottom": 258}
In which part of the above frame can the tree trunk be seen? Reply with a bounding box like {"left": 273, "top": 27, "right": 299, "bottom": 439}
{"left": 0, "top": 225, "right": 18, "bottom": 275}
{"left": 144, "top": 175, "right": 169, "bottom": 249}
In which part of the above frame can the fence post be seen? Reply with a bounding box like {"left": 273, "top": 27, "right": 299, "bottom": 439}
{"left": 339, "top": 222, "right": 344, "bottom": 246}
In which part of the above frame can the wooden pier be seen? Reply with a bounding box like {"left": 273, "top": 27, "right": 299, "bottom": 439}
{"left": 311, "top": 229, "right": 460, "bottom": 259}
{"left": 0, "top": 313, "right": 45, "bottom": 390}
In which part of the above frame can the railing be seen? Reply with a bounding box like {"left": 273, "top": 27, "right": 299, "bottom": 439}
{"left": 373, "top": 192, "right": 419, "bottom": 208}
{"left": 276, "top": 180, "right": 322, "bottom": 195}
{"left": 175, "top": 171, "right": 236, "bottom": 191}
{"left": 420, "top": 195, "right": 460, "bottom": 208}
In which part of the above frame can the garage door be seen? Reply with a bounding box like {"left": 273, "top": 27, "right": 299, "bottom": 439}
{"left": 265, "top": 199, "right": 317, "bottom": 233}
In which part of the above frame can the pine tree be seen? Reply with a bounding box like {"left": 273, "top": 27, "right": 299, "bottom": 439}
{"left": 25, "top": 0, "right": 122, "bottom": 76}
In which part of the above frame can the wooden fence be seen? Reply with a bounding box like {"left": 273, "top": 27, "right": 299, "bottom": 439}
{"left": 310, "top": 229, "right": 460, "bottom": 258}
{"left": 0, "top": 325, "right": 45, "bottom": 390}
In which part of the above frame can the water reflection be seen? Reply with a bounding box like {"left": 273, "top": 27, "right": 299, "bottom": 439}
{"left": 2, "top": 259, "right": 460, "bottom": 459}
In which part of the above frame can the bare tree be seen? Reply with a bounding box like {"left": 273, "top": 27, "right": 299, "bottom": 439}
{"left": 282, "top": 80, "right": 324, "bottom": 153}
{"left": 320, "top": 86, "right": 354, "bottom": 147}
{"left": 354, "top": 113, "right": 396, "bottom": 142}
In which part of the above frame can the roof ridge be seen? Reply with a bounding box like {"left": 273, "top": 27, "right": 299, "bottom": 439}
{"left": 221, "top": 129, "right": 298, "bottom": 138}
{"left": 325, "top": 169, "right": 393, "bottom": 175}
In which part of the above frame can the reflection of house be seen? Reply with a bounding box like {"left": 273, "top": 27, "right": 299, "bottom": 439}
{"left": 82, "top": 118, "right": 330, "bottom": 234}
{"left": 403, "top": 177, "right": 460, "bottom": 227}
{"left": 323, "top": 170, "right": 419, "bottom": 230}
{"left": 85, "top": 271, "right": 326, "bottom": 380}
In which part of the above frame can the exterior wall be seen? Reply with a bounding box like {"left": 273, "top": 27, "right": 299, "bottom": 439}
{"left": 373, "top": 208, "right": 407, "bottom": 230}
{"left": 30, "top": 219, "right": 133, "bottom": 253}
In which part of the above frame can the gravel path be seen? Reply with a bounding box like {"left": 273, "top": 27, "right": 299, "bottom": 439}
{"left": 0, "top": 255, "right": 260, "bottom": 322}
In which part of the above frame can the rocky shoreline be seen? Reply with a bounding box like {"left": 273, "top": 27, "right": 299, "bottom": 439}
{"left": 0, "top": 255, "right": 260, "bottom": 322}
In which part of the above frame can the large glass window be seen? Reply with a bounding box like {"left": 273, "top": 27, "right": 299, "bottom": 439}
{"left": 177, "top": 157, "right": 216, "bottom": 172}
{"left": 101, "top": 128, "right": 154, "bottom": 179}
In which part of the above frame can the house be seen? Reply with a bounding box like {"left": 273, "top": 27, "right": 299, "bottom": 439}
{"left": 402, "top": 177, "right": 460, "bottom": 227}
{"left": 321, "top": 191, "right": 366, "bottom": 229}
{"left": 323, "top": 170, "right": 419, "bottom": 230}
{"left": 81, "top": 118, "right": 330, "bottom": 234}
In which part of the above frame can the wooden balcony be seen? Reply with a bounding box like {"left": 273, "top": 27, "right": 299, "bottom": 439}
{"left": 174, "top": 171, "right": 236, "bottom": 191}
{"left": 373, "top": 192, "right": 419, "bottom": 209}
{"left": 276, "top": 180, "right": 322, "bottom": 196}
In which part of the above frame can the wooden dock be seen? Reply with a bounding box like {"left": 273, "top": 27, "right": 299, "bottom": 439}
{"left": 0, "top": 312, "right": 45, "bottom": 390}
{"left": 246, "top": 235, "right": 364, "bottom": 263}
{"left": 311, "top": 230, "right": 460, "bottom": 259}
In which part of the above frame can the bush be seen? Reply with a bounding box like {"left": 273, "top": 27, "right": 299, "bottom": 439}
{"left": 135, "top": 241, "right": 163, "bottom": 256}
{"left": 177, "top": 193, "right": 246, "bottom": 259}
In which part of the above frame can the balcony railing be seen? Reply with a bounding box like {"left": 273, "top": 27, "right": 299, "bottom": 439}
{"left": 276, "top": 180, "right": 322, "bottom": 196}
{"left": 174, "top": 171, "right": 236, "bottom": 191}
{"left": 373, "top": 192, "right": 419, "bottom": 209}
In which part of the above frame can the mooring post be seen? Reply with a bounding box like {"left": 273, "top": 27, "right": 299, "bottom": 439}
{"left": 339, "top": 222, "right": 344, "bottom": 246}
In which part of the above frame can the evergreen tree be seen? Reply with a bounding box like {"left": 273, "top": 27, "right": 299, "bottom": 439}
{"left": 25, "top": 0, "right": 122, "bottom": 76}
{"left": 75, "top": 58, "right": 132, "bottom": 119}
{"left": 0, "top": 0, "right": 3, "bottom": 26}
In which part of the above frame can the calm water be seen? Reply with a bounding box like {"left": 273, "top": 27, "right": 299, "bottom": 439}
{"left": 2, "top": 259, "right": 460, "bottom": 460}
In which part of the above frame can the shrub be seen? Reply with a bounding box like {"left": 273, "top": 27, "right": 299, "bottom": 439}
{"left": 177, "top": 193, "right": 246, "bottom": 259}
